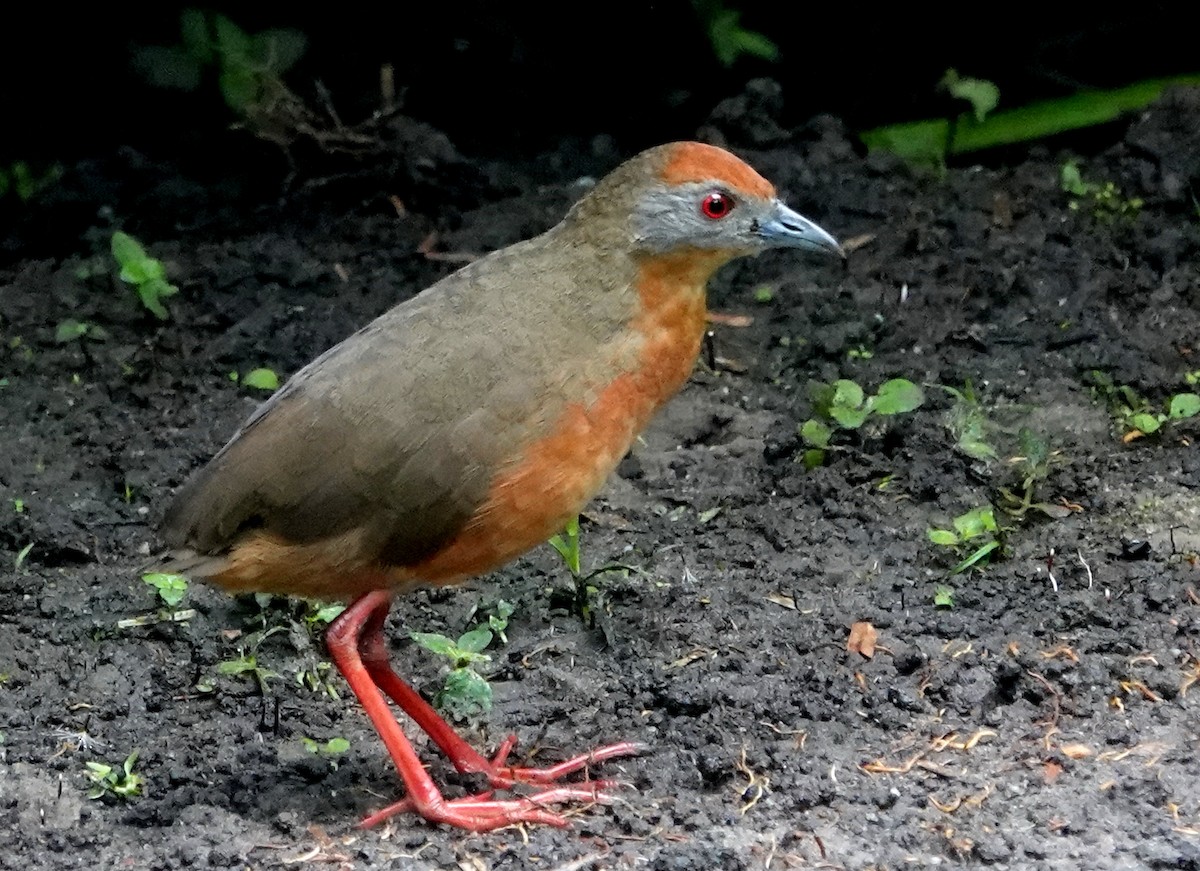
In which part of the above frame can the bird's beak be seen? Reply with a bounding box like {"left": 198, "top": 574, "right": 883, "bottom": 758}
{"left": 757, "top": 201, "right": 843, "bottom": 257}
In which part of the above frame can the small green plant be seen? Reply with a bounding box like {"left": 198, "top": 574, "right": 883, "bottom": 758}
{"left": 928, "top": 505, "right": 1003, "bottom": 574}
{"left": 142, "top": 572, "right": 188, "bottom": 607}
{"left": 940, "top": 69, "right": 1000, "bottom": 124}
{"left": 1087, "top": 371, "right": 1200, "bottom": 440}
{"left": 54, "top": 319, "right": 110, "bottom": 344}
{"left": 111, "top": 232, "right": 178, "bottom": 320}
{"left": 1061, "top": 160, "right": 1144, "bottom": 222}
{"left": 300, "top": 736, "right": 350, "bottom": 769}
{"left": 940, "top": 381, "right": 998, "bottom": 462}
{"left": 239, "top": 368, "right": 280, "bottom": 391}
{"left": 85, "top": 751, "right": 143, "bottom": 800}
{"left": 800, "top": 378, "right": 925, "bottom": 468}
{"left": 14, "top": 542, "right": 34, "bottom": 572}
{"left": 411, "top": 621, "right": 504, "bottom": 723}
{"left": 0, "top": 161, "right": 63, "bottom": 202}
{"left": 692, "top": 0, "right": 779, "bottom": 67}
{"left": 933, "top": 585, "right": 955, "bottom": 608}
{"left": 753, "top": 285, "right": 775, "bottom": 304}
{"left": 216, "top": 626, "right": 284, "bottom": 694}
{"left": 997, "top": 428, "right": 1072, "bottom": 519}
{"left": 135, "top": 11, "right": 307, "bottom": 116}
{"left": 12, "top": 499, "right": 24, "bottom": 514}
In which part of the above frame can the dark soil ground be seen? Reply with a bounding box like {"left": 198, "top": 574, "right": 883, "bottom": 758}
{"left": 2, "top": 84, "right": 1199, "bottom": 871}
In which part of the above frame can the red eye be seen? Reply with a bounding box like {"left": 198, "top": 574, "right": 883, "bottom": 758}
{"left": 701, "top": 191, "right": 734, "bottom": 220}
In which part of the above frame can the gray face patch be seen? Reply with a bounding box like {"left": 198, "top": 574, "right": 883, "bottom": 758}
{"left": 631, "top": 182, "right": 770, "bottom": 254}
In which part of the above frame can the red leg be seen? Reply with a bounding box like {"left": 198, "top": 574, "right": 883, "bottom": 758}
{"left": 326, "top": 590, "right": 639, "bottom": 831}
{"left": 357, "top": 609, "right": 643, "bottom": 787}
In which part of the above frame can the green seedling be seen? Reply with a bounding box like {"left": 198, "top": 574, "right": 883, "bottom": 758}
{"left": 111, "top": 232, "right": 178, "bottom": 320}
{"left": 998, "top": 428, "right": 1072, "bottom": 519}
{"left": 242, "top": 368, "right": 280, "bottom": 391}
{"left": 135, "top": 11, "right": 307, "bottom": 117}
{"left": 928, "top": 505, "right": 1003, "bottom": 574}
{"left": 0, "top": 161, "right": 62, "bottom": 202}
{"left": 142, "top": 572, "right": 188, "bottom": 607}
{"left": 14, "top": 542, "right": 33, "bottom": 572}
{"left": 800, "top": 377, "right": 925, "bottom": 468}
{"left": 933, "top": 585, "right": 955, "bottom": 608}
{"left": 300, "top": 736, "right": 349, "bottom": 769}
{"left": 940, "top": 381, "right": 998, "bottom": 462}
{"left": 12, "top": 499, "right": 23, "bottom": 514}
{"left": 295, "top": 659, "right": 339, "bottom": 699}
{"left": 753, "top": 285, "right": 775, "bottom": 304}
{"left": 941, "top": 69, "right": 1000, "bottom": 124}
{"left": 85, "top": 751, "right": 143, "bottom": 800}
{"left": 216, "top": 626, "right": 284, "bottom": 694}
{"left": 847, "top": 345, "right": 874, "bottom": 360}
{"left": 411, "top": 624, "right": 498, "bottom": 722}
{"left": 1088, "top": 371, "right": 1200, "bottom": 440}
{"left": 55, "top": 319, "right": 109, "bottom": 344}
{"left": 1061, "top": 160, "right": 1143, "bottom": 222}
{"left": 692, "top": 0, "right": 778, "bottom": 67}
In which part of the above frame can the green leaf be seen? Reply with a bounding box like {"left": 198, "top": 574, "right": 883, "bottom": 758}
{"left": 959, "top": 438, "right": 998, "bottom": 461}
{"left": 870, "top": 379, "right": 925, "bottom": 415}
{"left": 831, "top": 379, "right": 864, "bottom": 410}
{"left": 952, "top": 505, "right": 997, "bottom": 539}
{"left": 213, "top": 14, "right": 252, "bottom": 61}
{"left": 950, "top": 540, "right": 1000, "bottom": 574}
{"left": 927, "top": 529, "right": 960, "bottom": 546}
{"left": 1061, "top": 161, "right": 1090, "bottom": 196}
{"left": 829, "top": 405, "right": 869, "bottom": 429}
{"left": 324, "top": 737, "right": 350, "bottom": 754}
{"left": 219, "top": 67, "right": 261, "bottom": 112}
{"left": 143, "top": 572, "right": 188, "bottom": 607}
{"left": 456, "top": 626, "right": 493, "bottom": 655}
{"left": 547, "top": 515, "right": 581, "bottom": 575}
{"left": 1129, "top": 412, "right": 1161, "bottom": 434}
{"left": 933, "top": 585, "right": 955, "bottom": 608}
{"left": 941, "top": 69, "right": 1000, "bottom": 123}
{"left": 1168, "top": 393, "right": 1200, "bottom": 420}
{"left": 241, "top": 368, "right": 280, "bottom": 391}
{"left": 111, "top": 232, "right": 147, "bottom": 268}
{"left": 800, "top": 418, "right": 832, "bottom": 449}
{"left": 137, "top": 283, "right": 171, "bottom": 320}
{"left": 801, "top": 448, "right": 826, "bottom": 469}
{"left": 437, "top": 668, "right": 493, "bottom": 721}
{"left": 55, "top": 320, "right": 90, "bottom": 343}
{"left": 410, "top": 632, "right": 456, "bottom": 658}
{"left": 859, "top": 118, "right": 951, "bottom": 169}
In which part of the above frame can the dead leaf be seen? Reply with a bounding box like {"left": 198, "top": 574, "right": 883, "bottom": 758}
{"left": 1061, "top": 743, "right": 1093, "bottom": 759}
{"left": 847, "top": 622, "right": 878, "bottom": 659}
{"left": 706, "top": 311, "right": 753, "bottom": 327}
{"left": 1043, "top": 761, "right": 1063, "bottom": 784}
{"left": 840, "top": 233, "right": 876, "bottom": 254}
{"left": 765, "top": 592, "right": 797, "bottom": 611}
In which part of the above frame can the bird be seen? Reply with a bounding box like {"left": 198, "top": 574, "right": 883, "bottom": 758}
{"left": 160, "top": 141, "right": 841, "bottom": 831}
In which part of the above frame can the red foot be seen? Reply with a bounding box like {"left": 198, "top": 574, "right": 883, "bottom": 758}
{"left": 326, "top": 590, "right": 643, "bottom": 831}
{"left": 358, "top": 783, "right": 619, "bottom": 831}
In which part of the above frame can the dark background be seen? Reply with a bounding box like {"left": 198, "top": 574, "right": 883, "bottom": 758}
{"left": 3, "top": 4, "right": 1195, "bottom": 161}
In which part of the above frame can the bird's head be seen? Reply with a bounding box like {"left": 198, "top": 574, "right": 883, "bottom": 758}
{"left": 566, "top": 142, "right": 842, "bottom": 262}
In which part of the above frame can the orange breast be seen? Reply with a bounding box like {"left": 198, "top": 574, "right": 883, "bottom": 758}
{"left": 404, "top": 250, "right": 722, "bottom": 584}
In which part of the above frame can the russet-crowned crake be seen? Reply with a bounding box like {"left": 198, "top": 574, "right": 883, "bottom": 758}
{"left": 162, "top": 142, "right": 841, "bottom": 831}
